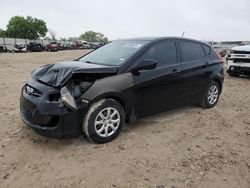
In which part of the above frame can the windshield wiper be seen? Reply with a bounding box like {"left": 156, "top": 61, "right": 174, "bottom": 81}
{"left": 85, "top": 61, "right": 94, "bottom": 64}
{"left": 77, "top": 59, "right": 95, "bottom": 64}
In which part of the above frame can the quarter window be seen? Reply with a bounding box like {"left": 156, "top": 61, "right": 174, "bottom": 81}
{"left": 202, "top": 45, "right": 211, "bottom": 56}
{"left": 140, "top": 41, "right": 178, "bottom": 67}
{"left": 180, "top": 41, "right": 206, "bottom": 62}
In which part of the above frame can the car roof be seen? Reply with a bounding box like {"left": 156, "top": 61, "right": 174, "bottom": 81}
{"left": 119, "top": 37, "right": 210, "bottom": 46}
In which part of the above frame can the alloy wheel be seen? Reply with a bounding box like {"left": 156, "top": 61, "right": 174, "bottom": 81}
{"left": 94, "top": 107, "right": 121, "bottom": 137}
{"left": 207, "top": 85, "right": 219, "bottom": 105}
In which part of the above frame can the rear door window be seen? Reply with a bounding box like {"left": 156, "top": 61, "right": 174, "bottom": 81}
{"left": 140, "top": 40, "right": 178, "bottom": 67}
{"left": 180, "top": 41, "right": 206, "bottom": 62}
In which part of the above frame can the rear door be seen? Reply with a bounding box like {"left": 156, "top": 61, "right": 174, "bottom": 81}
{"left": 131, "top": 40, "right": 182, "bottom": 117}
{"left": 178, "top": 40, "right": 211, "bottom": 104}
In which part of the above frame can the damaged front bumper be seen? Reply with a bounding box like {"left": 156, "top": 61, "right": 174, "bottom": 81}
{"left": 20, "top": 79, "right": 89, "bottom": 138}
{"left": 226, "top": 58, "right": 250, "bottom": 75}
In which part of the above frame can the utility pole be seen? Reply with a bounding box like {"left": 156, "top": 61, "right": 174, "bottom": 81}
{"left": 181, "top": 31, "right": 185, "bottom": 37}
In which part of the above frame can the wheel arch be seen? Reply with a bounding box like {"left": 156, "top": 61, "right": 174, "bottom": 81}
{"left": 212, "top": 78, "right": 222, "bottom": 94}
{"left": 89, "top": 93, "right": 131, "bottom": 123}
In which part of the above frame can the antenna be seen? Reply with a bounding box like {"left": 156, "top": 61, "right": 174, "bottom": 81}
{"left": 181, "top": 31, "right": 185, "bottom": 37}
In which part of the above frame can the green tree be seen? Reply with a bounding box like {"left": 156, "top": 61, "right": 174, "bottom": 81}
{"left": 4, "top": 16, "right": 47, "bottom": 39}
{"left": 0, "top": 29, "right": 5, "bottom": 37}
{"left": 80, "top": 31, "right": 108, "bottom": 42}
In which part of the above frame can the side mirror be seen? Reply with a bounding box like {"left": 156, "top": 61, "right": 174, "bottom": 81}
{"left": 131, "top": 59, "right": 157, "bottom": 73}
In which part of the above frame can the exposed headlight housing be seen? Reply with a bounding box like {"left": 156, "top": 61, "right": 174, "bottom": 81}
{"left": 60, "top": 87, "right": 77, "bottom": 110}
{"left": 60, "top": 80, "right": 93, "bottom": 110}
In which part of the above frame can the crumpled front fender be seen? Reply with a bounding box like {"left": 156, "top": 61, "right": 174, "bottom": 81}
{"left": 81, "top": 72, "right": 134, "bottom": 115}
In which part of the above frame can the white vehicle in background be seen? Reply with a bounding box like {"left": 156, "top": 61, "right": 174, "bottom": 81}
{"left": 13, "top": 43, "right": 27, "bottom": 52}
{"left": 226, "top": 42, "right": 250, "bottom": 76}
{"left": 81, "top": 41, "right": 91, "bottom": 49}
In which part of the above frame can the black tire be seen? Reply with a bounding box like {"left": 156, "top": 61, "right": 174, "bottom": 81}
{"left": 200, "top": 81, "right": 220, "bottom": 108}
{"left": 83, "top": 99, "right": 125, "bottom": 144}
{"left": 228, "top": 72, "right": 239, "bottom": 77}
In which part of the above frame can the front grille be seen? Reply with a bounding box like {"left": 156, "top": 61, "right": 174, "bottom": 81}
{"left": 233, "top": 59, "right": 250, "bottom": 63}
{"left": 21, "top": 104, "right": 59, "bottom": 127}
{"left": 21, "top": 106, "right": 35, "bottom": 124}
{"left": 45, "top": 116, "right": 60, "bottom": 127}
{"left": 231, "top": 50, "right": 250, "bottom": 55}
{"left": 233, "top": 66, "right": 250, "bottom": 72}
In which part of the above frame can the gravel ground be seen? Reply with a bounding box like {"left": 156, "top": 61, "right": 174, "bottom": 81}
{"left": 0, "top": 50, "right": 249, "bottom": 188}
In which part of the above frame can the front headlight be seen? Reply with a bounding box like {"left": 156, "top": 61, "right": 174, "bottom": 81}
{"left": 68, "top": 81, "right": 93, "bottom": 98}
{"left": 60, "top": 87, "right": 77, "bottom": 110}
{"left": 59, "top": 80, "right": 93, "bottom": 110}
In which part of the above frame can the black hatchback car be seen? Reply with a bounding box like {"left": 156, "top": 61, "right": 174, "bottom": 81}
{"left": 20, "top": 37, "right": 224, "bottom": 143}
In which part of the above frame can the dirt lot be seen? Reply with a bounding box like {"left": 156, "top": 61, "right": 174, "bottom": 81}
{"left": 0, "top": 50, "right": 249, "bottom": 188}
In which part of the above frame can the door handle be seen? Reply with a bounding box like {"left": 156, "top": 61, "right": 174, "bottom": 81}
{"left": 172, "top": 69, "right": 181, "bottom": 74}
{"left": 172, "top": 69, "right": 181, "bottom": 73}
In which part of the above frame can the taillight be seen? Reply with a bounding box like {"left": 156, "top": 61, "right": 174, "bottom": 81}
{"left": 215, "top": 50, "right": 224, "bottom": 64}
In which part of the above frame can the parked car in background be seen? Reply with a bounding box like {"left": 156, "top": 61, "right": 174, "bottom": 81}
{"left": 71, "top": 41, "right": 83, "bottom": 49}
{"left": 226, "top": 42, "right": 250, "bottom": 76}
{"left": 13, "top": 43, "right": 27, "bottom": 52}
{"left": 80, "top": 41, "right": 91, "bottom": 49}
{"left": 0, "top": 45, "right": 7, "bottom": 52}
{"left": 20, "top": 37, "right": 224, "bottom": 143}
{"left": 46, "top": 42, "right": 58, "bottom": 52}
{"left": 89, "top": 42, "right": 99, "bottom": 49}
{"left": 64, "top": 44, "right": 73, "bottom": 50}
{"left": 89, "top": 42, "right": 105, "bottom": 49}
{"left": 27, "top": 42, "right": 43, "bottom": 52}
{"left": 57, "top": 43, "right": 65, "bottom": 50}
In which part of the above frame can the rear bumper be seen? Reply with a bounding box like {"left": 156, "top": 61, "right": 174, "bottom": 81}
{"left": 20, "top": 80, "right": 89, "bottom": 139}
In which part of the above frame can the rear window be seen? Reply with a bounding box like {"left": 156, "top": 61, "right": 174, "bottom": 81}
{"left": 180, "top": 41, "right": 206, "bottom": 62}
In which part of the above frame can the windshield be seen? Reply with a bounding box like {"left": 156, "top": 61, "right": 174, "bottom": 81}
{"left": 79, "top": 40, "right": 149, "bottom": 65}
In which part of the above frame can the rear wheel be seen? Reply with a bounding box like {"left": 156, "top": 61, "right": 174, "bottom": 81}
{"left": 83, "top": 99, "right": 125, "bottom": 144}
{"left": 200, "top": 81, "right": 220, "bottom": 108}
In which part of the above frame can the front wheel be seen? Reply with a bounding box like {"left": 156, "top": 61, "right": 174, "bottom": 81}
{"left": 83, "top": 99, "right": 125, "bottom": 144}
{"left": 200, "top": 81, "right": 220, "bottom": 108}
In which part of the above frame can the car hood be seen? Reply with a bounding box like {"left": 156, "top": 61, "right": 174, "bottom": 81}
{"left": 232, "top": 45, "right": 250, "bottom": 52}
{"left": 32, "top": 61, "right": 119, "bottom": 87}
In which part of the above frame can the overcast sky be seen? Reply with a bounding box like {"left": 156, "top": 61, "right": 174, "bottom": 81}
{"left": 1, "top": 0, "right": 250, "bottom": 41}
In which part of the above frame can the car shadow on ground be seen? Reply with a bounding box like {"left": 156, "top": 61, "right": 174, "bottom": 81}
{"left": 19, "top": 104, "right": 201, "bottom": 151}
{"left": 229, "top": 74, "right": 250, "bottom": 79}
{"left": 125, "top": 105, "right": 198, "bottom": 130}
